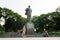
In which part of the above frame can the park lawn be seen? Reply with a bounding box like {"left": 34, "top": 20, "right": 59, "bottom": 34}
{"left": 48, "top": 31, "right": 60, "bottom": 35}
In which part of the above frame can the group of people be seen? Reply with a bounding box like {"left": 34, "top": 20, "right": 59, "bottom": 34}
{"left": 17, "top": 26, "right": 49, "bottom": 37}
{"left": 17, "top": 25, "right": 26, "bottom": 37}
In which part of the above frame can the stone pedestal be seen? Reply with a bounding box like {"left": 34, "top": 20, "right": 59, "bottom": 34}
{"left": 25, "top": 22, "right": 34, "bottom": 34}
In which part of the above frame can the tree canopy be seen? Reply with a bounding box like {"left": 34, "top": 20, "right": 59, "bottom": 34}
{"left": 0, "top": 6, "right": 60, "bottom": 33}
{"left": 0, "top": 7, "right": 26, "bottom": 32}
{"left": 32, "top": 8, "right": 60, "bottom": 32}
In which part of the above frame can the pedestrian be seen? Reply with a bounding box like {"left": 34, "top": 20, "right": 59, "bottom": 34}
{"left": 42, "top": 29, "right": 49, "bottom": 37}
{"left": 17, "top": 29, "right": 20, "bottom": 34}
{"left": 22, "top": 25, "right": 26, "bottom": 37}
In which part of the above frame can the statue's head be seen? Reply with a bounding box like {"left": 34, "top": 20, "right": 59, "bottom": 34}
{"left": 28, "top": 5, "right": 30, "bottom": 8}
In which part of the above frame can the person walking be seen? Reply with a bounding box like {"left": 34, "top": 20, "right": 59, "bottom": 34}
{"left": 42, "top": 29, "right": 49, "bottom": 37}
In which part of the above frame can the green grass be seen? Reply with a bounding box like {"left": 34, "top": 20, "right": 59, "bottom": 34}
{"left": 48, "top": 31, "right": 60, "bottom": 35}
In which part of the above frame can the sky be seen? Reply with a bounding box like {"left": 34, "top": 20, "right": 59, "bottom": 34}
{"left": 0, "top": 0, "right": 60, "bottom": 18}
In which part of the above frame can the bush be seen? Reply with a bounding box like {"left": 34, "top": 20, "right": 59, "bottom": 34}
{"left": 49, "top": 31, "right": 60, "bottom": 35}
{"left": 0, "top": 25, "right": 5, "bottom": 35}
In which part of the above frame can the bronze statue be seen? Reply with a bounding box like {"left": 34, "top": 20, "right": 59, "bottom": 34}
{"left": 25, "top": 5, "right": 32, "bottom": 22}
{"left": 22, "top": 5, "right": 34, "bottom": 37}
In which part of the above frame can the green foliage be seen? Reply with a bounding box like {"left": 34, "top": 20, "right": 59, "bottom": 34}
{"left": 0, "top": 25, "right": 5, "bottom": 34}
{"left": 32, "top": 11, "right": 60, "bottom": 32}
{"left": 0, "top": 7, "right": 2, "bottom": 18}
{"left": 0, "top": 7, "right": 26, "bottom": 32}
{"left": 1, "top": 6, "right": 60, "bottom": 33}
{"left": 49, "top": 31, "right": 60, "bottom": 35}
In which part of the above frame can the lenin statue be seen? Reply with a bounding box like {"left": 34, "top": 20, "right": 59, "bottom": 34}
{"left": 25, "top": 5, "right": 32, "bottom": 22}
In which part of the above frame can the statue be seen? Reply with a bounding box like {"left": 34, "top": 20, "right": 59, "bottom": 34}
{"left": 22, "top": 5, "right": 34, "bottom": 37}
{"left": 25, "top": 5, "right": 32, "bottom": 22}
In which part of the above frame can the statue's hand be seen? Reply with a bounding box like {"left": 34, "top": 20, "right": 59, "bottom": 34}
{"left": 25, "top": 13, "right": 27, "bottom": 15}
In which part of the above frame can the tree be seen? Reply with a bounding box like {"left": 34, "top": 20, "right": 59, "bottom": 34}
{"left": 32, "top": 11, "right": 60, "bottom": 32}
{"left": 0, "top": 7, "right": 26, "bottom": 32}
{"left": 0, "top": 7, "right": 2, "bottom": 18}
